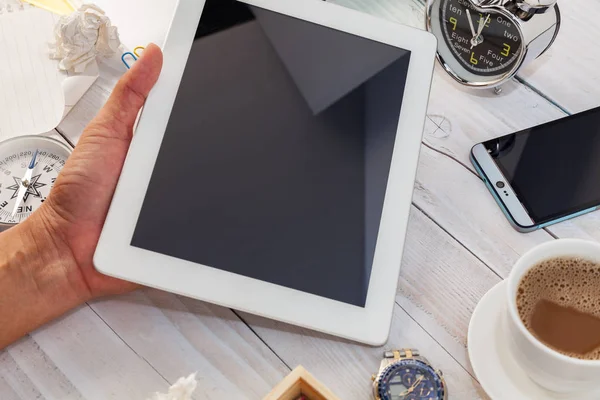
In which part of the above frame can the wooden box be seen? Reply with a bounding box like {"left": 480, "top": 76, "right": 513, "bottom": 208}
{"left": 264, "top": 366, "right": 342, "bottom": 400}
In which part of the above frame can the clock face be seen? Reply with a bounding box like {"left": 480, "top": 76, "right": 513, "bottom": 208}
{"left": 377, "top": 359, "right": 444, "bottom": 400}
{"left": 439, "top": 0, "right": 523, "bottom": 77}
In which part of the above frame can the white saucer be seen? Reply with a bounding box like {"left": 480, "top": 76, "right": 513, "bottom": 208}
{"left": 467, "top": 280, "right": 597, "bottom": 400}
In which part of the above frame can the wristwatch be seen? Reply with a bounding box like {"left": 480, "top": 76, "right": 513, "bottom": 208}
{"left": 371, "top": 349, "right": 447, "bottom": 400}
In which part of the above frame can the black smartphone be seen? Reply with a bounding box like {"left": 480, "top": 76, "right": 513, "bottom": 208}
{"left": 471, "top": 107, "right": 600, "bottom": 232}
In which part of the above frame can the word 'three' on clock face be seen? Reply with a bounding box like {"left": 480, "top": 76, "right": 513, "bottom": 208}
{"left": 440, "top": 0, "right": 522, "bottom": 77}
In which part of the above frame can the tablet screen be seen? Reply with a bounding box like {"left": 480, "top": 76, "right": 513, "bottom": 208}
{"left": 132, "top": 0, "right": 411, "bottom": 307}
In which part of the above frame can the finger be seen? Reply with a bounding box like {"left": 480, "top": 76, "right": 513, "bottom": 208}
{"left": 88, "top": 43, "right": 163, "bottom": 141}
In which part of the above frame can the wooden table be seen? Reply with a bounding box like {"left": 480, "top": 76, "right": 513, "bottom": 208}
{"left": 1, "top": 0, "right": 597, "bottom": 398}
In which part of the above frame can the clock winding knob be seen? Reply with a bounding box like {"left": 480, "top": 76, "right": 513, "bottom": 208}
{"left": 514, "top": 0, "right": 557, "bottom": 14}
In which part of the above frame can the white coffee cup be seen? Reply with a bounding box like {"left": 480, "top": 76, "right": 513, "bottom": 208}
{"left": 505, "top": 239, "right": 600, "bottom": 395}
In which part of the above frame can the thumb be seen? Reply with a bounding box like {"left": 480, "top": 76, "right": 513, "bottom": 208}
{"left": 45, "top": 43, "right": 162, "bottom": 225}
{"left": 89, "top": 43, "right": 163, "bottom": 141}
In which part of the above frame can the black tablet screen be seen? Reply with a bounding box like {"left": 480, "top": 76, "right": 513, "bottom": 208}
{"left": 131, "top": 0, "right": 411, "bottom": 307}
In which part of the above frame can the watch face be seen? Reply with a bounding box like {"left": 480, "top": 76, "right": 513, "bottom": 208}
{"left": 439, "top": 0, "right": 523, "bottom": 76}
{"left": 376, "top": 359, "right": 445, "bottom": 400}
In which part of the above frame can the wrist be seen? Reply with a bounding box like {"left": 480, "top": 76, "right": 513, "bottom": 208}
{"left": 0, "top": 217, "right": 89, "bottom": 348}
{"left": 15, "top": 214, "right": 92, "bottom": 303}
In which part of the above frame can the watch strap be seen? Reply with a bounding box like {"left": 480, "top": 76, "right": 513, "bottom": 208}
{"left": 378, "top": 349, "right": 425, "bottom": 371}
{"left": 383, "top": 349, "right": 420, "bottom": 360}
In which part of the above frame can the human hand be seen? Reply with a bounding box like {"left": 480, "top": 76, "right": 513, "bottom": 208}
{"left": 41, "top": 43, "right": 164, "bottom": 298}
{"left": 0, "top": 44, "right": 162, "bottom": 348}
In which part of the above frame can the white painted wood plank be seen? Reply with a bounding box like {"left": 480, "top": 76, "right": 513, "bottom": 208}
{"left": 332, "top": 0, "right": 592, "bottom": 122}
{"left": 0, "top": 374, "right": 23, "bottom": 400}
{"left": 398, "top": 207, "right": 501, "bottom": 373}
{"left": 5, "top": 336, "right": 84, "bottom": 399}
{"left": 424, "top": 66, "right": 566, "bottom": 168}
{"left": 89, "top": 289, "right": 290, "bottom": 400}
{"left": 414, "top": 145, "right": 552, "bottom": 276}
{"left": 2, "top": 305, "right": 169, "bottom": 400}
{"left": 336, "top": 0, "right": 600, "bottom": 364}
{"left": 512, "top": 0, "right": 600, "bottom": 239}
{"left": 0, "top": 350, "right": 45, "bottom": 400}
{"left": 544, "top": 215, "right": 600, "bottom": 242}
{"left": 241, "top": 300, "right": 484, "bottom": 399}
{"left": 233, "top": 205, "right": 506, "bottom": 400}
{"left": 333, "top": 0, "right": 426, "bottom": 29}
{"left": 421, "top": 63, "right": 600, "bottom": 244}
{"left": 2, "top": 264, "right": 291, "bottom": 400}
{"left": 517, "top": 0, "right": 600, "bottom": 113}
{"left": 44, "top": 4, "right": 582, "bottom": 400}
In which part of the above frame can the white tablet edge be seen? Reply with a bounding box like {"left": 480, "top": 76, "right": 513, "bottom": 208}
{"left": 94, "top": 0, "right": 437, "bottom": 346}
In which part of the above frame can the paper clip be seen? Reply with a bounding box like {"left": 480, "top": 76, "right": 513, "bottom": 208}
{"left": 121, "top": 52, "right": 137, "bottom": 69}
{"left": 122, "top": 46, "right": 146, "bottom": 70}
{"left": 133, "top": 46, "right": 145, "bottom": 58}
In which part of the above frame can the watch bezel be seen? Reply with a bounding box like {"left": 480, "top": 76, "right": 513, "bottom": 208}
{"left": 373, "top": 358, "right": 447, "bottom": 400}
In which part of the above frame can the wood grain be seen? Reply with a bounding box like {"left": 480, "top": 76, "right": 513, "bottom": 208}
{"left": 7, "top": 0, "right": 596, "bottom": 399}
{"left": 414, "top": 145, "right": 552, "bottom": 276}
{"left": 398, "top": 207, "right": 501, "bottom": 372}
{"left": 234, "top": 204, "right": 510, "bottom": 400}
{"left": 518, "top": 0, "right": 600, "bottom": 114}
{"left": 90, "top": 290, "right": 290, "bottom": 400}
{"left": 424, "top": 66, "right": 566, "bottom": 168}
{"left": 1, "top": 306, "right": 168, "bottom": 399}
{"left": 241, "top": 302, "right": 483, "bottom": 400}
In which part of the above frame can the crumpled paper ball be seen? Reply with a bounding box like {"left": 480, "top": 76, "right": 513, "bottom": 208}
{"left": 148, "top": 373, "right": 198, "bottom": 400}
{"left": 50, "top": 4, "right": 121, "bottom": 73}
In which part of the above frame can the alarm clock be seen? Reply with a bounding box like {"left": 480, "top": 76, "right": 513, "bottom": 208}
{"left": 426, "top": 0, "right": 560, "bottom": 89}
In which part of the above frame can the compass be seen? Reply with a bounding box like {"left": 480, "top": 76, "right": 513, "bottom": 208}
{"left": 0, "top": 135, "right": 72, "bottom": 230}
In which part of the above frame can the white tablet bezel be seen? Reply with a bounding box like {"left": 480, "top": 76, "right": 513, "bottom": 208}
{"left": 94, "top": 0, "right": 436, "bottom": 345}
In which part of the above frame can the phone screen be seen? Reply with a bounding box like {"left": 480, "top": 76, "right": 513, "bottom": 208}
{"left": 483, "top": 107, "right": 600, "bottom": 224}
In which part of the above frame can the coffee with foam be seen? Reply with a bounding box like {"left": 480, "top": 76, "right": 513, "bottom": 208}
{"left": 517, "top": 256, "right": 600, "bottom": 360}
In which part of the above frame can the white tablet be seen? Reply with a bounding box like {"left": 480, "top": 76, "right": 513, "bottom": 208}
{"left": 94, "top": 0, "right": 436, "bottom": 345}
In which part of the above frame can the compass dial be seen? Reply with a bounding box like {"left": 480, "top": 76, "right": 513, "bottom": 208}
{"left": 0, "top": 136, "right": 71, "bottom": 227}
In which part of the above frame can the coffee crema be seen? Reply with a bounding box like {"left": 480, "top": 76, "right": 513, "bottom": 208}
{"left": 517, "top": 256, "right": 600, "bottom": 360}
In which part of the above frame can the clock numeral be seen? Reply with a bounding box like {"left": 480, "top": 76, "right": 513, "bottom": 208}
{"left": 449, "top": 16, "right": 457, "bottom": 31}
{"left": 479, "top": 14, "right": 491, "bottom": 28}
{"left": 501, "top": 43, "right": 511, "bottom": 57}
{"left": 470, "top": 52, "right": 478, "bottom": 65}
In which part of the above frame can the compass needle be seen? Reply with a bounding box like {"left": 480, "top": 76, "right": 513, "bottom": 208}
{"left": 0, "top": 137, "right": 71, "bottom": 229}
{"left": 11, "top": 150, "right": 38, "bottom": 217}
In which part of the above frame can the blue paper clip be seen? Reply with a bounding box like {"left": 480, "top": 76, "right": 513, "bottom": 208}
{"left": 121, "top": 52, "right": 137, "bottom": 69}
{"left": 122, "top": 46, "right": 146, "bottom": 69}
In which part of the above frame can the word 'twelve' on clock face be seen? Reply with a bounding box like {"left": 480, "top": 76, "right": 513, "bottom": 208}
{"left": 0, "top": 147, "right": 67, "bottom": 225}
{"left": 440, "top": 0, "right": 523, "bottom": 77}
